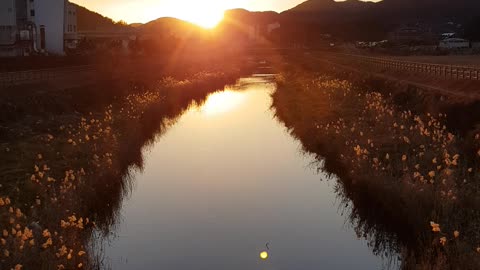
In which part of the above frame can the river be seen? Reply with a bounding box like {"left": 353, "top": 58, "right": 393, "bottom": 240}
{"left": 99, "top": 75, "right": 388, "bottom": 269}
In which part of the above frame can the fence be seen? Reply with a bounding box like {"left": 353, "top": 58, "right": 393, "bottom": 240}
{"left": 0, "top": 65, "right": 95, "bottom": 87}
{"left": 327, "top": 54, "right": 480, "bottom": 81}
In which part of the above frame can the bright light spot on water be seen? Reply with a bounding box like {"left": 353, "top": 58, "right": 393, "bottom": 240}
{"left": 260, "top": 251, "right": 268, "bottom": 260}
{"left": 201, "top": 90, "right": 246, "bottom": 116}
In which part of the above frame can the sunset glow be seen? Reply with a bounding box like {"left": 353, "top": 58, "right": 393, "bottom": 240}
{"left": 176, "top": 1, "right": 225, "bottom": 28}
{"left": 70, "top": 0, "right": 310, "bottom": 26}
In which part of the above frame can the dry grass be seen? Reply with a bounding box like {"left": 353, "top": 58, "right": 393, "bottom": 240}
{"left": 0, "top": 67, "right": 245, "bottom": 269}
{"left": 272, "top": 69, "right": 480, "bottom": 269}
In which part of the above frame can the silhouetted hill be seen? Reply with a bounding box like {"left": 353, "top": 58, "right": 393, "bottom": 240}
{"left": 281, "top": 0, "right": 480, "bottom": 41}
{"left": 140, "top": 17, "right": 203, "bottom": 34}
{"left": 223, "top": 9, "right": 279, "bottom": 25}
{"left": 137, "top": 17, "right": 208, "bottom": 41}
{"left": 74, "top": 4, "right": 131, "bottom": 31}
{"left": 285, "top": 0, "right": 480, "bottom": 22}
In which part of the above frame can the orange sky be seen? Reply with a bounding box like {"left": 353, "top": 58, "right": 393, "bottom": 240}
{"left": 71, "top": 0, "right": 380, "bottom": 27}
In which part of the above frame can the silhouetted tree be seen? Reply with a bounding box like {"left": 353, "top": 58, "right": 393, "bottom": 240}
{"left": 465, "top": 16, "right": 480, "bottom": 41}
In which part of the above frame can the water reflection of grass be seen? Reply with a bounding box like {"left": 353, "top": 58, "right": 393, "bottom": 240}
{"left": 0, "top": 69, "right": 245, "bottom": 269}
{"left": 272, "top": 70, "right": 480, "bottom": 269}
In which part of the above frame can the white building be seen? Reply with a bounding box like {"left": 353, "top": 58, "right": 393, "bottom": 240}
{"left": 64, "top": 1, "right": 78, "bottom": 50}
{"left": 267, "top": 22, "right": 280, "bottom": 34}
{"left": 0, "top": 0, "right": 17, "bottom": 56}
{"left": 0, "top": 0, "right": 77, "bottom": 57}
{"left": 439, "top": 38, "right": 470, "bottom": 49}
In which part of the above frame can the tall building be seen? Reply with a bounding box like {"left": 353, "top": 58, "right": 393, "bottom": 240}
{"left": 0, "top": 0, "right": 77, "bottom": 57}
{"left": 0, "top": 0, "right": 18, "bottom": 56}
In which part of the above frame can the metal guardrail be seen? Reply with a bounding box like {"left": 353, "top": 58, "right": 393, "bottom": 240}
{"left": 0, "top": 65, "right": 95, "bottom": 87}
{"left": 329, "top": 54, "right": 480, "bottom": 81}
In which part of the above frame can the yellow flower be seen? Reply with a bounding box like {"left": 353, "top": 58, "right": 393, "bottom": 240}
{"left": 16, "top": 208, "right": 22, "bottom": 218}
{"left": 440, "top": 237, "right": 447, "bottom": 246}
{"left": 57, "top": 245, "right": 67, "bottom": 257}
{"left": 14, "top": 264, "right": 22, "bottom": 270}
{"left": 42, "top": 238, "right": 52, "bottom": 249}
{"left": 42, "top": 229, "right": 51, "bottom": 238}
{"left": 78, "top": 250, "right": 86, "bottom": 256}
{"left": 78, "top": 263, "right": 83, "bottom": 268}
{"left": 402, "top": 155, "right": 407, "bottom": 162}
{"left": 428, "top": 171, "right": 436, "bottom": 178}
{"left": 454, "top": 231, "right": 460, "bottom": 238}
{"left": 430, "top": 221, "right": 441, "bottom": 232}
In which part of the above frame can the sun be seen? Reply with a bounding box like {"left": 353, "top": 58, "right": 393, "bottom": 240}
{"left": 173, "top": 0, "right": 226, "bottom": 28}
{"left": 185, "top": 9, "right": 224, "bottom": 29}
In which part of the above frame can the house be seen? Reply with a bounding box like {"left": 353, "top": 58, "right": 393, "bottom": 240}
{"left": 389, "top": 25, "right": 434, "bottom": 45}
{"left": 267, "top": 22, "right": 280, "bottom": 34}
{"left": 440, "top": 33, "right": 456, "bottom": 40}
{"left": 0, "top": 0, "right": 78, "bottom": 57}
{"left": 439, "top": 38, "right": 470, "bottom": 49}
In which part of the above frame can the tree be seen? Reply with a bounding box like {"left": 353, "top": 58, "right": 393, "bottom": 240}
{"left": 465, "top": 16, "right": 480, "bottom": 41}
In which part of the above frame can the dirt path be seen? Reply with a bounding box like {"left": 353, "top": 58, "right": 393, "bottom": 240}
{"left": 314, "top": 55, "right": 480, "bottom": 100}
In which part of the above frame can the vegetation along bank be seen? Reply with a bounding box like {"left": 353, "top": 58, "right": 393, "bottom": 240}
{"left": 0, "top": 57, "right": 250, "bottom": 269}
{"left": 271, "top": 61, "right": 480, "bottom": 269}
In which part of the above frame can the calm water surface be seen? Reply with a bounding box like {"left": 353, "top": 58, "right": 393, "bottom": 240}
{"left": 100, "top": 76, "right": 387, "bottom": 269}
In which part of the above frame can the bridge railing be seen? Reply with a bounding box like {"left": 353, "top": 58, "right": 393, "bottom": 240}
{"left": 327, "top": 53, "right": 480, "bottom": 81}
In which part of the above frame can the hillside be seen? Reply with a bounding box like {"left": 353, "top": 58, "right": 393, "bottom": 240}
{"left": 139, "top": 17, "right": 204, "bottom": 35}
{"left": 284, "top": 0, "right": 480, "bottom": 22}
{"left": 281, "top": 0, "right": 480, "bottom": 41}
{"left": 74, "top": 3, "right": 131, "bottom": 31}
{"left": 223, "top": 9, "right": 279, "bottom": 25}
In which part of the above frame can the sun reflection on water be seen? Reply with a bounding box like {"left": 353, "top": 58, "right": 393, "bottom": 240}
{"left": 200, "top": 90, "right": 246, "bottom": 116}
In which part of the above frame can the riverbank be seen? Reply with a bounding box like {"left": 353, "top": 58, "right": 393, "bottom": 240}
{"left": 0, "top": 60, "right": 249, "bottom": 269}
{"left": 271, "top": 65, "right": 480, "bottom": 269}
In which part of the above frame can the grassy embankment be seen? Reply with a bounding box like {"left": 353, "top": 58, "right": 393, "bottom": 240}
{"left": 0, "top": 56, "right": 250, "bottom": 269}
{"left": 272, "top": 60, "right": 480, "bottom": 269}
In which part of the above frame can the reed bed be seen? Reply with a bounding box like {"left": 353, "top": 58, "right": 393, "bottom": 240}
{"left": 0, "top": 69, "right": 244, "bottom": 269}
{"left": 272, "top": 70, "right": 480, "bottom": 269}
